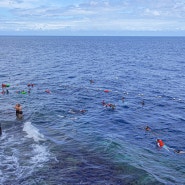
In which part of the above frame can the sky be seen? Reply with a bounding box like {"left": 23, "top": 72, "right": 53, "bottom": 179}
{"left": 1, "top": 0, "right": 185, "bottom": 36}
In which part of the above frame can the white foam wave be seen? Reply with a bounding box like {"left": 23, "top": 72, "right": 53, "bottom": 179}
{"left": 23, "top": 122, "right": 45, "bottom": 142}
{"left": 30, "top": 144, "right": 50, "bottom": 166}
{"left": 57, "top": 115, "right": 65, "bottom": 118}
{"left": 0, "top": 131, "right": 7, "bottom": 141}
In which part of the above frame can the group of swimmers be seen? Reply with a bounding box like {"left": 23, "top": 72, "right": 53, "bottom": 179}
{"left": 101, "top": 92, "right": 185, "bottom": 155}
{"left": 1, "top": 82, "right": 185, "bottom": 156}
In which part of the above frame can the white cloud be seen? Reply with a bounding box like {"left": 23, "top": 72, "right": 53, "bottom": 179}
{"left": 145, "top": 9, "right": 160, "bottom": 16}
{"left": 1, "top": 0, "right": 185, "bottom": 34}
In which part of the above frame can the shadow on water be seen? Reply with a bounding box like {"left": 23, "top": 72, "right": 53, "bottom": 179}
{"left": 16, "top": 147, "right": 164, "bottom": 185}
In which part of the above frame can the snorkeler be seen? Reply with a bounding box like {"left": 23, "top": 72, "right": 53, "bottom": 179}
{"left": 14, "top": 103, "right": 23, "bottom": 119}
{"left": 109, "top": 104, "right": 116, "bottom": 109}
{"left": 89, "top": 79, "right": 94, "bottom": 84}
{"left": 156, "top": 139, "right": 170, "bottom": 151}
{"left": 145, "top": 126, "right": 151, "bottom": 131}
{"left": 79, "top": 109, "right": 87, "bottom": 113}
{"left": 174, "top": 150, "right": 185, "bottom": 154}
{"left": 102, "top": 101, "right": 115, "bottom": 109}
{"left": 102, "top": 100, "right": 106, "bottom": 106}
{"left": 69, "top": 109, "right": 87, "bottom": 114}
{"left": 156, "top": 139, "right": 164, "bottom": 147}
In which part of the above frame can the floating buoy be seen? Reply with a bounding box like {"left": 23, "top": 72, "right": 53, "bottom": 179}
{"left": 104, "top": 89, "right": 110, "bottom": 93}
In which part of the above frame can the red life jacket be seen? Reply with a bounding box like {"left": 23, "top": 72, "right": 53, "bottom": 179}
{"left": 157, "top": 139, "right": 164, "bottom": 147}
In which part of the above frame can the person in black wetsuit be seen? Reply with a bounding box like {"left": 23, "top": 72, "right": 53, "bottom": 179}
{"left": 174, "top": 150, "right": 185, "bottom": 154}
{"left": 14, "top": 103, "right": 23, "bottom": 119}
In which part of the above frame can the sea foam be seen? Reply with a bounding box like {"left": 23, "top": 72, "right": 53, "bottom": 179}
{"left": 23, "top": 121, "right": 45, "bottom": 142}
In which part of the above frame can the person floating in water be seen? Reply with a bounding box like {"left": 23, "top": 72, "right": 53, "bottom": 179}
{"left": 27, "top": 83, "right": 34, "bottom": 87}
{"left": 145, "top": 126, "right": 151, "bottom": 131}
{"left": 102, "top": 101, "right": 116, "bottom": 109}
{"left": 156, "top": 139, "right": 164, "bottom": 147}
{"left": 14, "top": 103, "right": 23, "bottom": 119}
{"left": 141, "top": 100, "right": 145, "bottom": 106}
{"left": 69, "top": 109, "right": 87, "bottom": 114}
{"left": 45, "top": 89, "right": 51, "bottom": 93}
{"left": 108, "top": 103, "right": 116, "bottom": 109}
{"left": 79, "top": 109, "right": 87, "bottom": 113}
{"left": 89, "top": 79, "right": 94, "bottom": 84}
{"left": 102, "top": 100, "right": 106, "bottom": 106}
{"left": 174, "top": 150, "right": 185, "bottom": 154}
{"left": 156, "top": 139, "right": 169, "bottom": 151}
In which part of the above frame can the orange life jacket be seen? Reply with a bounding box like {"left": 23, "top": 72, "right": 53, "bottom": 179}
{"left": 157, "top": 139, "right": 164, "bottom": 147}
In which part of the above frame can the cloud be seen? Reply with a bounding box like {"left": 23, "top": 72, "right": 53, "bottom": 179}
{"left": 1, "top": 0, "right": 185, "bottom": 34}
{"left": 144, "top": 9, "right": 160, "bottom": 16}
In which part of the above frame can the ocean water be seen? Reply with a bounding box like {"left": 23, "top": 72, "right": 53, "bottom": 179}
{"left": 0, "top": 36, "right": 185, "bottom": 185}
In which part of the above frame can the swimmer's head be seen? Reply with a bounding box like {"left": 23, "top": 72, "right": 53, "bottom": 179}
{"left": 174, "top": 150, "right": 181, "bottom": 153}
{"left": 145, "top": 126, "right": 151, "bottom": 131}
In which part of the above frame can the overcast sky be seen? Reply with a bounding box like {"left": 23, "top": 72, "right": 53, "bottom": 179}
{"left": 1, "top": 0, "right": 185, "bottom": 36}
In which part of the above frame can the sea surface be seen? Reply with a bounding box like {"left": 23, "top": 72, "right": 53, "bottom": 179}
{"left": 0, "top": 36, "right": 185, "bottom": 185}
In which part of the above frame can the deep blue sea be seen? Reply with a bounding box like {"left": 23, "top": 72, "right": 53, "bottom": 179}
{"left": 0, "top": 36, "right": 185, "bottom": 185}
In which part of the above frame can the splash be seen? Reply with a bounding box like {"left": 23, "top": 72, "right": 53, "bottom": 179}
{"left": 23, "top": 121, "right": 45, "bottom": 142}
{"left": 30, "top": 144, "right": 50, "bottom": 167}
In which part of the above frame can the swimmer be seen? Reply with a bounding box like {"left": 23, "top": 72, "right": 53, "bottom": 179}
{"left": 145, "top": 126, "right": 151, "bottom": 131}
{"left": 28, "top": 88, "right": 31, "bottom": 94}
{"left": 21, "top": 90, "right": 27, "bottom": 94}
{"left": 79, "top": 109, "right": 87, "bottom": 113}
{"left": 109, "top": 104, "right": 116, "bottom": 109}
{"left": 156, "top": 139, "right": 164, "bottom": 147}
{"left": 69, "top": 109, "right": 87, "bottom": 114}
{"left": 174, "top": 150, "right": 185, "bottom": 154}
{"left": 122, "top": 97, "right": 125, "bottom": 102}
{"left": 14, "top": 103, "right": 23, "bottom": 119}
{"left": 90, "top": 80, "right": 94, "bottom": 84}
{"left": 102, "top": 101, "right": 116, "bottom": 109}
{"left": 1, "top": 89, "right": 5, "bottom": 94}
{"left": 27, "top": 83, "right": 34, "bottom": 87}
{"left": 141, "top": 100, "right": 145, "bottom": 106}
{"left": 45, "top": 89, "right": 51, "bottom": 93}
{"left": 102, "top": 100, "right": 106, "bottom": 106}
{"left": 156, "top": 139, "right": 169, "bottom": 151}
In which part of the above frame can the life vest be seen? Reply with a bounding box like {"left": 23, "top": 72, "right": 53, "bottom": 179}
{"left": 157, "top": 139, "right": 164, "bottom": 147}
